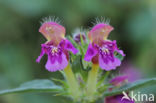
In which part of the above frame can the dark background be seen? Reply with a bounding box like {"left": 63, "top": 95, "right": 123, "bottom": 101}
{"left": 0, "top": 0, "right": 156, "bottom": 103}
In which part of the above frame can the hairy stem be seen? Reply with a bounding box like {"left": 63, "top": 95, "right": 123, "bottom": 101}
{"left": 64, "top": 64, "right": 80, "bottom": 100}
{"left": 86, "top": 64, "right": 99, "bottom": 99}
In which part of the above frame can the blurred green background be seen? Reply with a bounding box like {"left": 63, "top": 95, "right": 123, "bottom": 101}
{"left": 0, "top": 0, "right": 156, "bottom": 103}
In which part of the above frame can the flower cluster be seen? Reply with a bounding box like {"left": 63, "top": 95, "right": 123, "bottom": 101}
{"left": 36, "top": 17, "right": 126, "bottom": 102}
{"left": 84, "top": 23, "right": 125, "bottom": 70}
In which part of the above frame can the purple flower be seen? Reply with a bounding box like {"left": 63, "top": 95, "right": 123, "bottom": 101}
{"left": 110, "top": 62, "right": 142, "bottom": 86}
{"left": 120, "top": 62, "right": 142, "bottom": 82}
{"left": 36, "top": 20, "right": 78, "bottom": 72}
{"left": 73, "top": 33, "right": 86, "bottom": 45}
{"left": 84, "top": 23, "right": 125, "bottom": 71}
{"left": 104, "top": 63, "right": 142, "bottom": 103}
{"left": 105, "top": 75, "right": 135, "bottom": 103}
{"left": 110, "top": 75, "right": 128, "bottom": 86}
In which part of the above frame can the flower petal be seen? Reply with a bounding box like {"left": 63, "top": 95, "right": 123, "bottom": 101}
{"left": 112, "top": 40, "right": 125, "bottom": 56}
{"left": 39, "top": 22, "right": 65, "bottom": 43}
{"left": 36, "top": 46, "right": 45, "bottom": 63}
{"left": 84, "top": 43, "right": 98, "bottom": 61}
{"left": 45, "top": 53, "right": 68, "bottom": 72}
{"left": 116, "top": 49, "right": 125, "bottom": 56}
{"left": 64, "top": 39, "right": 78, "bottom": 54}
{"left": 110, "top": 75, "right": 128, "bottom": 86}
{"left": 88, "top": 23, "right": 114, "bottom": 44}
{"left": 99, "top": 54, "right": 121, "bottom": 71}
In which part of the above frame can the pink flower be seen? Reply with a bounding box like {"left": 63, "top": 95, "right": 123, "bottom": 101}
{"left": 84, "top": 23, "right": 125, "bottom": 71}
{"left": 120, "top": 62, "right": 142, "bottom": 82}
{"left": 36, "top": 20, "right": 78, "bottom": 72}
{"left": 105, "top": 75, "right": 135, "bottom": 103}
{"left": 110, "top": 75, "right": 128, "bottom": 87}
{"left": 105, "top": 65, "right": 142, "bottom": 103}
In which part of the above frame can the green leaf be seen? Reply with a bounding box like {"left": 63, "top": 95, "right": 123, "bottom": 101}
{"left": 103, "top": 78, "right": 156, "bottom": 97}
{"left": 80, "top": 33, "right": 84, "bottom": 46}
{"left": 52, "top": 78, "right": 69, "bottom": 89}
{"left": 97, "top": 71, "right": 110, "bottom": 87}
{"left": 0, "top": 79, "right": 63, "bottom": 96}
